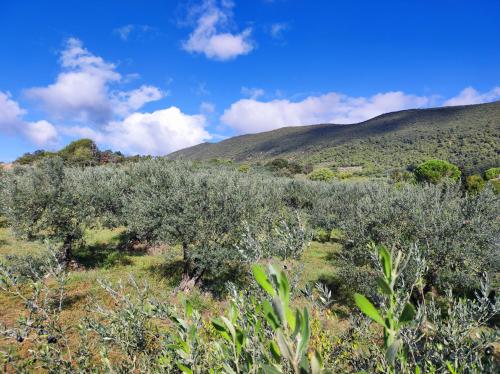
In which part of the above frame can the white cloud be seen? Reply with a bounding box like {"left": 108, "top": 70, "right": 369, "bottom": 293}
{"left": 26, "top": 38, "right": 120, "bottom": 124}
{"left": 104, "top": 107, "right": 211, "bottom": 155}
{"left": 0, "top": 91, "right": 26, "bottom": 132}
{"left": 241, "top": 86, "right": 265, "bottom": 99}
{"left": 443, "top": 86, "right": 500, "bottom": 106}
{"left": 23, "top": 120, "right": 59, "bottom": 147}
{"left": 182, "top": 0, "right": 253, "bottom": 60}
{"left": 221, "top": 91, "right": 430, "bottom": 133}
{"left": 63, "top": 107, "right": 211, "bottom": 155}
{"left": 26, "top": 38, "right": 163, "bottom": 124}
{"left": 112, "top": 85, "right": 165, "bottom": 117}
{"left": 0, "top": 91, "right": 58, "bottom": 147}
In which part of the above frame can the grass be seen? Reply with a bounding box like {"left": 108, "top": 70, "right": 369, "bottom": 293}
{"left": 0, "top": 226, "right": 342, "bottom": 339}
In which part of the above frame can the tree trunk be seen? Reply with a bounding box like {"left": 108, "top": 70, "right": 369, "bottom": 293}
{"left": 179, "top": 242, "right": 206, "bottom": 291}
{"left": 182, "top": 242, "right": 189, "bottom": 276}
{"left": 60, "top": 236, "right": 73, "bottom": 265}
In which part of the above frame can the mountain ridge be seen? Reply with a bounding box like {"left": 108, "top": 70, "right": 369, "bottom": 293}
{"left": 169, "top": 101, "right": 500, "bottom": 174}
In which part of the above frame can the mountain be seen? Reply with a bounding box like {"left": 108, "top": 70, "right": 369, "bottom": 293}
{"left": 169, "top": 101, "right": 500, "bottom": 174}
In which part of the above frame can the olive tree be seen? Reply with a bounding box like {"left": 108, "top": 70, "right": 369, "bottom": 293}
{"left": 2, "top": 158, "right": 85, "bottom": 262}
{"left": 123, "top": 160, "right": 307, "bottom": 288}
{"left": 309, "top": 181, "right": 499, "bottom": 298}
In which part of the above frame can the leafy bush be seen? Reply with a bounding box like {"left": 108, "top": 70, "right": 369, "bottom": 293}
{"left": 238, "top": 163, "right": 250, "bottom": 173}
{"left": 466, "top": 174, "right": 486, "bottom": 194}
{"left": 414, "top": 159, "right": 461, "bottom": 184}
{"left": 313, "top": 228, "right": 330, "bottom": 243}
{"left": 267, "top": 158, "right": 289, "bottom": 170}
{"left": 484, "top": 167, "right": 500, "bottom": 180}
{"left": 308, "top": 168, "right": 335, "bottom": 182}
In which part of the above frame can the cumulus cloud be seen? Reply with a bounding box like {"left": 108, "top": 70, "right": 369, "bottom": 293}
{"left": 112, "top": 85, "right": 165, "bottom": 117}
{"left": 26, "top": 38, "right": 163, "bottom": 124}
{"left": 182, "top": 0, "right": 253, "bottom": 60}
{"left": 0, "top": 91, "right": 58, "bottom": 146}
{"left": 0, "top": 91, "right": 26, "bottom": 132}
{"left": 103, "top": 107, "right": 211, "bottom": 155}
{"left": 23, "top": 120, "right": 59, "bottom": 147}
{"left": 221, "top": 91, "right": 430, "bottom": 133}
{"left": 443, "top": 86, "right": 500, "bottom": 106}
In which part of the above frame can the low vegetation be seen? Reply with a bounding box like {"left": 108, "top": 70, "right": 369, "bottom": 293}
{"left": 0, "top": 156, "right": 498, "bottom": 372}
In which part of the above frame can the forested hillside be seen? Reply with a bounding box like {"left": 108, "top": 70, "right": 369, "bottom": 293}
{"left": 170, "top": 101, "right": 500, "bottom": 174}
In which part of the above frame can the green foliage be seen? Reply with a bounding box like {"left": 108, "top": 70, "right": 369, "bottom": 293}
{"left": 2, "top": 158, "right": 85, "bottom": 260}
{"left": 238, "top": 163, "right": 250, "bottom": 173}
{"left": 354, "top": 245, "right": 417, "bottom": 371}
{"left": 308, "top": 168, "right": 335, "bottom": 182}
{"left": 1, "top": 240, "right": 498, "bottom": 372}
{"left": 252, "top": 264, "right": 323, "bottom": 373}
{"left": 267, "top": 158, "right": 289, "bottom": 170}
{"left": 313, "top": 228, "right": 330, "bottom": 243}
{"left": 484, "top": 167, "right": 500, "bottom": 180}
{"left": 310, "top": 181, "right": 499, "bottom": 298}
{"left": 466, "top": 174, "right": 486, "bottom": 194}
{"left": 414, "top": 159, "right": 461, "bottom": 184}
{"left": 14, "top": 138, "right": 129, "bottom": 167}
{"left": 490, "top": 178, "right": 500, "bottom": 193}
{"left": 122, "top": 160, "right": 307, "bottom": 287}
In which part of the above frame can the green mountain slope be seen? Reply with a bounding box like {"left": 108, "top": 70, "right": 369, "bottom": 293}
{"left": 169, "top": 101, "right": 500, "bottom": 174}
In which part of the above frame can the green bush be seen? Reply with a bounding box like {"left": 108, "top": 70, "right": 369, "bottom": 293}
{"left": 287, "top": 161, "right": 303, "bottom": 174}
{"left": 313, "top": 228, "right": 330, "bottom": 243}
{"left": 490, "top": 178, "right": 500, "bottom": 194}
{"left": 308, "top": 168, "right": 335, "bottom": 182}
{"left": 466, "top": 174, "right": 485, "bottom": 194}
{"left": 237, "top": 164, "right": 250, "bottom": 173}
{"left": 414, "top": 159, "right": 461, "bottom": 184}
{"left": 484, "top": 167, "right": 500, "bottom": 180}
{"left": 267, "top": 158, "right": 289, "bottom": 170}
{"left": 103, "top": 251, "right": 131, "bottom": 269}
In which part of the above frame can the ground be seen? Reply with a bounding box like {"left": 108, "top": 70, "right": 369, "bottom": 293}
{"left": 0, "top": 223, "right": 342, "bottom": 355}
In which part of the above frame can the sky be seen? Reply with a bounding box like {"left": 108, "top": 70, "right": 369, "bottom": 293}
{"left": 1, "top": 0, "right": 499, "bottom": 161}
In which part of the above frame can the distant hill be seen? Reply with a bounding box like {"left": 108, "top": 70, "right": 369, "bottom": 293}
{"left": 169, "top": 101, "right": 500, "bottom": 174}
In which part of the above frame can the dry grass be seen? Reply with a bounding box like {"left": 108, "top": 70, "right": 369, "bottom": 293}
{"left": 0, "top": 225, "right": 342, "bottom": 360}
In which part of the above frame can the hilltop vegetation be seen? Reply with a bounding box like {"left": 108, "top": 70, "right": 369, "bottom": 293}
{"left": 14, "top": 138, "right": 148, "bottom": 166}
{"left": 170, "top": 101, "right": 500, "bottom": 175}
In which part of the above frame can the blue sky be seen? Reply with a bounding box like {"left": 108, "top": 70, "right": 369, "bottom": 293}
{"left": 1, "top": 0, "right": 499, "bottom": 161}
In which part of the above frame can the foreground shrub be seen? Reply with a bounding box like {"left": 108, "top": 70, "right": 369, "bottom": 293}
{"left": 1, "top": 243, "right": 498, "bottom": 372}
{"left": 414, "top": 159, "right": 461, "bottom": 184}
